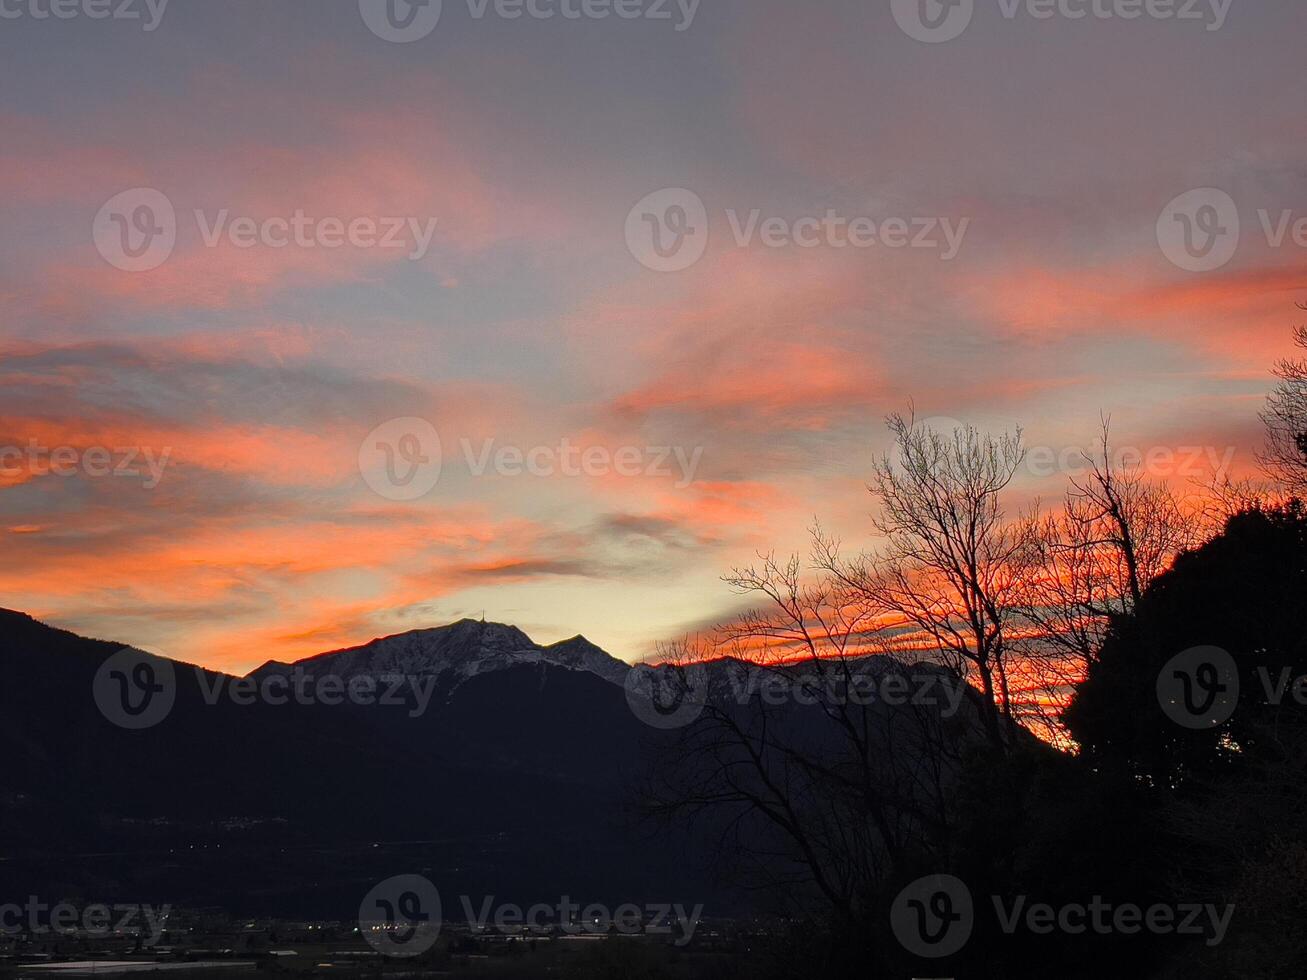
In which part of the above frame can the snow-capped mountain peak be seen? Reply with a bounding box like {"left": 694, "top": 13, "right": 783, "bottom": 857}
{"left": 247, "top": 618, "right": 630, "bottom": 689}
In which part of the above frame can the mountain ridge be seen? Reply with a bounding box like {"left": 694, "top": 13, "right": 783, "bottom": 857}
{"left": 246, "top": 616, "right": 632, "bottom": 688}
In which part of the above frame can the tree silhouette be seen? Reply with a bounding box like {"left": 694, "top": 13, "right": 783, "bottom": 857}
{"left": 866, "top": 413, "right": 1028, "bottom": 747}
{"left": 1013, "top": 421, "right": 1196, "bottom": 736}
{"left": 1063, "top": 502, "right": 1307, "bottom": 978}
{"left": 1260, "top": 317, "right": 1307, "bottom": 494}
{"left": 1067, "top": 502, "right": 1307, "bottom": 786}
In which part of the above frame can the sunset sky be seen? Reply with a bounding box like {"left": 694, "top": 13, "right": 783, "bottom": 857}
{"left": 1, "top": 0, "right": 1302, "bottom": 673}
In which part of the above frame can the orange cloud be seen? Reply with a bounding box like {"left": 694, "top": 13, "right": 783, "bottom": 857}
{"left": 964, "top": 254, "right": 1307, "bottom": 367}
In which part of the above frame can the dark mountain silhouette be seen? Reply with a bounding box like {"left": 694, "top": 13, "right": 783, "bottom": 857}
{"left": 0, "top": 610, "right": 987, "bottom": 921}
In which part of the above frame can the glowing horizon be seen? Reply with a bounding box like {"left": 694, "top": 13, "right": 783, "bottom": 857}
{"left": 1, "top": 1, "right": 1299, "bottom": 674}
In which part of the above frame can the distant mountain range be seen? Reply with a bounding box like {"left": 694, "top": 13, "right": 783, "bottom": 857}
{"left": 0, "top": 609, "right": 987, "bottom": 921}
{"left": 250, "top": 618, "right": 632, "bottom": 691}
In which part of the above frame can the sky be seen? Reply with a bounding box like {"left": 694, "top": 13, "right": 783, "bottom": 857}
{"left": 0, "top": 0, "right": 1302, "bottom": 674}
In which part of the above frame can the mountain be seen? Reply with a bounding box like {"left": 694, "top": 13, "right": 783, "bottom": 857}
{"left": 0, "top": 609, "right": 993, "bottom": 921}
{"left": 0, "top": 610, "right": 722, "bottom": 918}
{"left": 248, "top": 618, "right": 631, "bottom": 691}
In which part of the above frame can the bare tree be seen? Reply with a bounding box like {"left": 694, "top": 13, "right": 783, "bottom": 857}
{"left": 639, "top": 411, "right": 1036, "bottom": 953}
{"left": 638, "top": 412, "right": 1209, "bottom": 957}
{"left": 1013, "top": 422, "right": 1197, "bottom": 737}
{"left": 639, "top": 528, "right": 991, "bottom": 935}
{"left": 1200, "top": 472, "right": 1278, "bottom": 524}
{"left": 866, "top": 413, "right": 1027, "bottom": 748}
{"left": 1019, "top": 423, "right": 1193, "bottom": 636}
{"left": 1260, "top": 317, "right": 1307, "bottom": 495}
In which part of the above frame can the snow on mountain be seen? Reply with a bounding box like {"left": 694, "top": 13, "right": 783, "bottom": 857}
{"left": 247, "top": 618, "right": 631, "bottom": 689}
